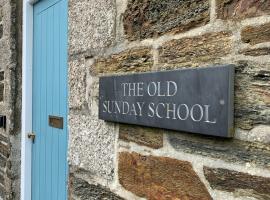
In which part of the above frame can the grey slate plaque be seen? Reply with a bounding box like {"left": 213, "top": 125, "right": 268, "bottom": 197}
{"left": 99, "top": 65, "right": 234, "bottom": 137}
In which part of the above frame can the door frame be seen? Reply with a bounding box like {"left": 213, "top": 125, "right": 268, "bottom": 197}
{"left": 21, "top": 1, "right": 39, "bottom": 200}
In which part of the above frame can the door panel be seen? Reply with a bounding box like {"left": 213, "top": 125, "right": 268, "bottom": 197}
{"left": 32, "top": 0, "right": 68, "bottom": 199}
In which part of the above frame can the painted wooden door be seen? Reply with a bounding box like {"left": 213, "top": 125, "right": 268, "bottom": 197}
{"left": 32, "top": 0, "right": 68, "bottom": 199}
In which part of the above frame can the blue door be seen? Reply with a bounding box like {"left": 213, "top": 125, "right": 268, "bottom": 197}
{"left": 32, "top": 0, "right": 68, "bottom": 199}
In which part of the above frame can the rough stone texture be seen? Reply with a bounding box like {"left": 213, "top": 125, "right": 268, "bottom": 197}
{"left": 68, "top": 56, "right": 87, "bottom": 109}
{"left": 123, "top": 0, "right": 210, "bottom": 41}
{"left": 0, "top": 185, "right": 5, "bottom": 200}
{"left": 0, "top": 0, "right": 21, "bottom": 199}
{"left": 68, "top": 0, "right": 116, "bottom": 55}
{"left": 68, "top": 112, "right": 117, "bottom": 181}
{"left": 241, "top": 22, "right": 270, "bottom": 45}
{"left": 169, "top": 131, "right": 270, "bottom": 169}
{"left": 0, "top": 154, "right": 6, "bottom": 168}
{"left": 0, "top": 24, "right": 2, "bottom": 39}
{"left": 85, "top": 63, "right": 100, "bottom": 118}
{"left": 217, "top": 0, "right": 270, "bottom": 19}
{"left": 0, "top": 83, "right": 3, "bottom": 102}
{"left": 0, "top": 173, "right": 4, "bottom": 185}
{"left": 92, "top": 47, "right": 153, "bottom": 75}
{"left": 69, "top": 174, "right": 124, "bottom": 200}
{"left": 119, "top": 124, "right": 163, "bottom": 149}
{"left": 67, "top": 0, "right": 270, "bottom": 199}
{"left": 239, "top": 47, "right": 270, "bottom": 56}
{"left": 0, "top": 71, "right": 4, "bottom": 81}
{"left": 68, "top": 0, "right": 119, "bottom": 197}
{"left": 118, "top": 152, "right": 212, "bottom": 200}
{"left": 234, "top": 61, "right": 270, "bottom": 129}
{"left": 158, "top": 32, "right": 232, "bottom": 69}
{"left": 204, "top": 167, "right": 270, "bottom": 200}
{"left": 0, "top": 142, "right": 9, "bottom": 158}
{"left": 0, "top": 8, "right": 2, "bottom": 39}
{"left": 235, "top": 125, "right": 270, "bottom": 144}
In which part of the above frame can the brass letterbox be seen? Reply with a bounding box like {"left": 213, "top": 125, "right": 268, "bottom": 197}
{"left": 49, "top": 115, "right": 63, "bottom": 129}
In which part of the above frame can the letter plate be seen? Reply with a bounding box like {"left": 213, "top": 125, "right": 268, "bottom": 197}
{"left": 99, "top": 65, "right": 235, "bottom": 138}
{"left": 49, "top": 115, "right": 63, "bottom": 129}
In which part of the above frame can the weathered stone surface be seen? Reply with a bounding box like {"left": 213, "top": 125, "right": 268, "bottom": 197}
{"left": 92, "top": 47, "right": 153, "bottom": 75}
{"left": 0, "top": 7, "right": 2, "bottom": 21}
{"left": 0, "top": 1, "right": 22, "bottom": 200}
{"left": 0, "top": 142, "right": 9, "bottom": 158}
{"left": 235, "top": 125, "right": 270, "bottom": 144}
{"left": 118, "top": 152, "right": 212, "bottom": 200}
{"left": 168, "top": 131, "right": 270, "bottom": 169}
{"left": 217, "top": 0, "right": 270, "bottom": 19}
{"left": 0, "top": 71, "right": 4, "bottom": 81}
{"left": 69, "top": 175, "right": 123, "bottom": 200}
{"left": 0, "top": 185, "right": 5, "bottom": 199}
{"left": 0, "top": 83, "right": 3, "bottom": 102}
{"left": 0, "top": 172, "right": 4, "bottom": 185}
{"left": 0, "top": 134, "right": 7, "bottom": 144}
{"left": 0, "top": 8, "right": 3, "bottom": 39}
{"left": 68, "top": 112, "right": 117, "bottom": 181}
{"left": 68, "top": 0, "right": 116, "bottom": 55}
{"left": 0, "top": 24, "right": 2, "bottom": 39}
{"left": 204, "top": 167, "right": 270, "bottom": 200}
{"left": 68, "top": 56, "right": 87, "bottom": 109}
{"left": 0, "top": 154, "right": 6, "bottom": 168}
{"left": 158, "top": 32, "right": 232, "bottom": 69}
{"left": 123, "top": 0, "right": 210, "bottom": 41}
{"left": 241, "top": 22, "right": 270, "bottom": 45}
{"left": 0, "top": 71, "right": 4, "bottom": 102}
{"left": 119, "top": 124, "right": 163, "bottom": 149}
{"left": 85, "top": 67, "right": 99, "bottom": 117}
{"left": 240, "top": 47, "right": 270, "bottom": 56}
{"left": 234, "top": 61, "right": 270, "bottom": 129}
{"left": 0, "top": 40, "right": 11, "bottom": 68}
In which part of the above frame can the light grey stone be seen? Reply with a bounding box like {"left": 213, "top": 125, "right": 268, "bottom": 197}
{"left": 68, "top": 0, "right": 116, "bottom": 55}
{"left": 235, "top": 126, "right": 270, "bottom": 144}
{"left": 68, "top": 56, "right": 87, "bottom": 109}
{"left": 85, "top": 58, "right": 99, "bottom": 117}
{"left": 68, "top": 112, "right": 117, "bottom": 181}
{"left": 115, "top": 0, "right": 127, "bottom": 43}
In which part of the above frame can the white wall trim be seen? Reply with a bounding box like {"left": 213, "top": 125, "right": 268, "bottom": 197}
{"left": 21, "top": 0, "right": 35, "bottom": 199}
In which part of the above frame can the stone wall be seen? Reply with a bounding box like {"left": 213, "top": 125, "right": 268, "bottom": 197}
{"left": 0, "top": 0, "right": 21, "bottom": 199}
{"left": 68, "top": 0, "right": 270, "bottom": 199}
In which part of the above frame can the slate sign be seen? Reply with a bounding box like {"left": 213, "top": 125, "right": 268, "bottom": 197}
{"left": 99, "top": 65, "right": 234, "bottom": 137}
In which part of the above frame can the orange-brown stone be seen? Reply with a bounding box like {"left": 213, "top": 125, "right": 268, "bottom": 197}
{"left": 158, "top": 32, "right": 232, "bottom": 69}
{"left": 118, "top": 152, "right": 212, "bottom": 200}
{"left": 92, "top": 47, "right": 153, "bottom": 75}
{"left": 241, "top": 22, "right": 270, "bottom": 45}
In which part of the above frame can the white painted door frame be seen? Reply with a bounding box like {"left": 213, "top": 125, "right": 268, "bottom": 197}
{"left": 21, "top": 1, "right": 38, "bottom": 200}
